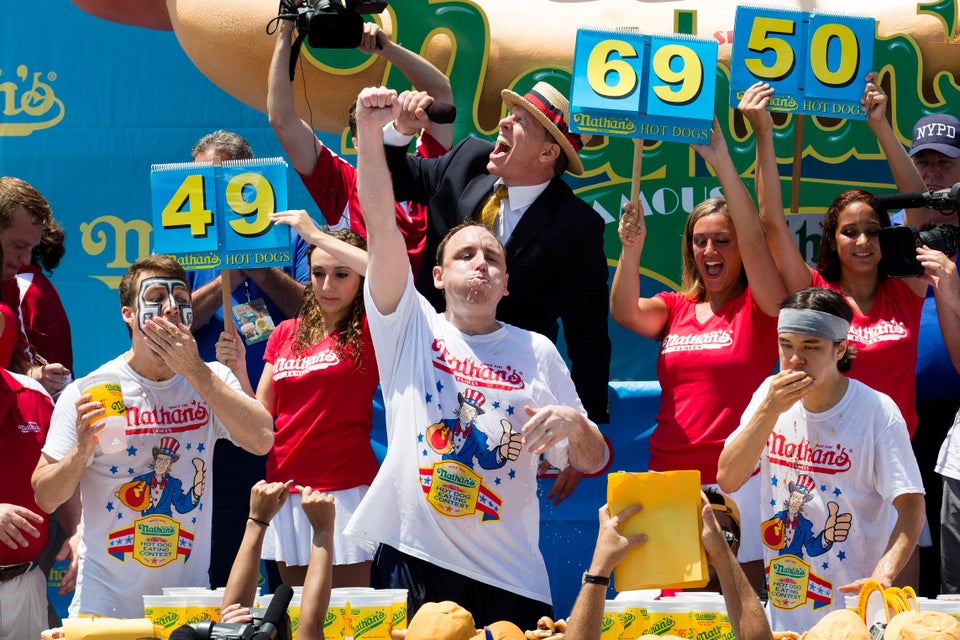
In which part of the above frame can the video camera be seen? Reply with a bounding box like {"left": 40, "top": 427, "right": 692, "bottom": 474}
{"left": 169, "top": 585, "right": 292, "bottom": 640}
{"left": 273, "top": 0, "right": 387, "bottom": 80}
{"left": 872, "top": 183, "right": 960, "bottom": 277}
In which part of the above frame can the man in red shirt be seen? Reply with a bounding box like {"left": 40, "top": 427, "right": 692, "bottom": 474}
{"left": 0, "top": 354, "right": 55, "bottom": 638}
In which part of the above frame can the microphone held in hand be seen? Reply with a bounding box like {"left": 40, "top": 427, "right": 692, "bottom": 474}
{"left": 872, "top": 191, "right": 930, "bottom": 211}
{"left": 424, "top": 102, "right": 457, "bottom": 124}
{"left": 252, "top": 584, "right": 293, "bottom": 640}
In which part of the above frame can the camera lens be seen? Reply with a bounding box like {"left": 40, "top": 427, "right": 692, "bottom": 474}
{"left": 917, "top": 224, "right": 960, "bottom": 257}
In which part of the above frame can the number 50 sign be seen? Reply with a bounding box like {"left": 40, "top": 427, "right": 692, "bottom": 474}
{"left": 150, "top": 158, "right": 291, "bottom": 270}
{"left": 570, "top": 29, "right": 717, "bottom": 143}
{"left": 730, "top": 6, "right": 875, "bottom": 118}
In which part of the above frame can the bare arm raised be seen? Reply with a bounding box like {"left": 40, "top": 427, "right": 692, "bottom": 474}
{"left": 355, "top": 87, "right": 409, "bottom": 316}
{"left": 692, "top": 115, "right": 787, "bottom": 316}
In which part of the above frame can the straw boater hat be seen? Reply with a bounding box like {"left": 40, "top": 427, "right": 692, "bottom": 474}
{"left": 500, "top": 81, "right": 590, "bottom": 176}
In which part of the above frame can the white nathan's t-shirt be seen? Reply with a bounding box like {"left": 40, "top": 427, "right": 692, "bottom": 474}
{"left": 344, "top": 273, "right": 583, "bottom": 604}
{"left": 43, "top": 355, "right": 237, "bottom": 618}
{"left": 728, "top": 378, "right": 923, "bottom": 633}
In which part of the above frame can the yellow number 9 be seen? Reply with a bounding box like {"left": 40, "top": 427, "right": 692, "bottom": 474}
{"left": 651, "top": 44, "right": 703, "bottom": 106}
{"left": 586, "top": 39, "right": 639, "bottom": 99}
{"left": 809, "top": 23, "right": 858, "bottom": 88}
{"left": 226, "top": 173, "right": 275, "bottom": 236}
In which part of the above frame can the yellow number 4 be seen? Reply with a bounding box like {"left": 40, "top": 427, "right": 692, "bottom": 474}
{"left": 161, "top": 174, "right": 214, "bottom": 237}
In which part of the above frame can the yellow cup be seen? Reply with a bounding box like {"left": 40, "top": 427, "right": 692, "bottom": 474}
{"left": 602, "top": 602, "right": 626, "bottom": 640}
{"left": 143, "top": 595, "right": 185, "bottom": 640}
{"left": 82, "top": 375, "right": 127, "bottom": 454}
{"left": 347, "top": 593, "right": 392, "bottom": 640}
{"left": 325, "top": 594, "right": 349, "bottom": 639}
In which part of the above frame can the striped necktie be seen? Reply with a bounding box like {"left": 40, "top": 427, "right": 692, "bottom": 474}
{"left": 480, "top": 185, "right": 509, "bottom": 229}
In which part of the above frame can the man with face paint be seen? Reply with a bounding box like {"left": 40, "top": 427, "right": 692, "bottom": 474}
{"left": 31, "top": 254, "right": 274, "bottom": 619}
{"left": 718, "top": 288, "right": 925, "bottom": 633}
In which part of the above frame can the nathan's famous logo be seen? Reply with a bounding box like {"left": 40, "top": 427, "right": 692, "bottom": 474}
{"left": 847, "top": 320, "right": 908, "bottom": 345}
{"left": 352, "top": 609, "right": 386, "bottom": 639}
{"left": 767, "top": 433, "right": 852, "bottom": 474}
{"left": 660, "top": 329, "right": 733, "bottom": 354}
{"left": 572, "top": 111, "right": 637, "bottom": 135}
{"left": 125, "top": 400, "right": 209, "bottom": 435}
{"left": 431, "top": 339, "right": 524, "bottom": 391}
{"left": 273, "top": 350, "right": 340, "bottom": 380}
{"left": 0, "top": 64, "right": 64, "bottom": 136}
{"left": 648, "top": 616, "right": 675, "bottom": 635}
{"left": 80, "top": 215, "right": 153, "bottom": 290}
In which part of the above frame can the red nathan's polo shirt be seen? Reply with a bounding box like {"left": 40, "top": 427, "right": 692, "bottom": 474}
{"left": 0, "top": 368, "right": 53, "bottom": 564}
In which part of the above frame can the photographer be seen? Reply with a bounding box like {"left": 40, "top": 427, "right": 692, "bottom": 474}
{"left": 268, "top": 14, "right": 453, "bottom": 273}
{"left": 880, "top": 110, "right": 960, "bottom": 595}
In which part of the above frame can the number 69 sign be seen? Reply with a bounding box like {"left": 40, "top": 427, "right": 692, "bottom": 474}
{"left": 570, "top": 28, "right": 718, "bottom": 143}
{"left": 150, "top": 158, "right": 291, "bottom": 270}
{"left": 730, "top": 6, "right": 875, "bottom": 118}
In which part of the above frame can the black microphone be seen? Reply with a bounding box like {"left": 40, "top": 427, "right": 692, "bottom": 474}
{"left": 872, "top": 191, "right": 930, "bottom": 211}
{"left": 252, "top": 583, "right": 294, "bottom": 640}
{"left": 424, "top": 102, "right": 457, "bottom": 124}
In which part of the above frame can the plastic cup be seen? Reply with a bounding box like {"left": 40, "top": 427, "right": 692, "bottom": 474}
{"left": 81, "top": 374, "right": 127, "bottom": 454}
{"left": 601, "top": 601, "right": 626, "bottom": 640}
{"left": 143, "top": 594, "right": 186, "bottom": 640}
{"left": 378, "top": 588, "right": 408, "bottom": 632}
{"left": 345, "top": 592, "right": 392, "bottom": 640}
{"left": 645, "top": 598, "right": 693, "bottom": 638}
{"left": 325, "top": 592, "right": 349, "bottom": 640}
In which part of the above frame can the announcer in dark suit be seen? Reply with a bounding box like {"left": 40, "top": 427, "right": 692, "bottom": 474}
{"left": 382, "top": 81, "right": 611, "bottom": 428}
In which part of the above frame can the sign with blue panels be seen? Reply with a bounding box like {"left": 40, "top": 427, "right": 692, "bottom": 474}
{"left": 151, "top": 158, "right": 291, "bottom": 269}
{"left": 730, "top": 6, "right": 875, "bottom": 118}
{"left": 570, "top": 28, "right": 717, "bottom": 143}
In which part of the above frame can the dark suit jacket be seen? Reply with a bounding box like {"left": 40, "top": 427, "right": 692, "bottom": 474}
{"left": 386, "top": 136, "right": 611, "bottom": 423}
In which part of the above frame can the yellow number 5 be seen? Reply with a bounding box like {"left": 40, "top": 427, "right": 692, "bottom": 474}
{"left": 745, "top": 17, "right": 796, "bottom": 82}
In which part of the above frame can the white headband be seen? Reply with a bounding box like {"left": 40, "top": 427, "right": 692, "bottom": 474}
{"left": 778, "top": 308, "right": 850, "bottom": 342}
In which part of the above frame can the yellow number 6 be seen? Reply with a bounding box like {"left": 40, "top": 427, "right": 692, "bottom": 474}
{"left": 587, "top": 39, "right": 639, "bottom": 99}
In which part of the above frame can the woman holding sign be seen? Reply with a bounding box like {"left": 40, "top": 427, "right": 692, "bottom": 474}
{"left": 739, "top": 78, "right": 960, "bottom": 592}
{"left": 611, "top": 117, "right": 786, "bottom": 588}
{"left": 216, "top": 212, "right": 377, "bottom": 587}
{"left": 739, "top": 78, "right": 944, "bottom": 438}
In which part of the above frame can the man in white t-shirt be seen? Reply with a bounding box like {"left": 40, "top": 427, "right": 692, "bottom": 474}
{"left": 31, "top": 255, "right": 274, "bottom": 618}
{"left": 719, "top": 287, "right": 924, "bottom": 633}
{"left": 339, "top": 86, "right": 605, "bottom": 630}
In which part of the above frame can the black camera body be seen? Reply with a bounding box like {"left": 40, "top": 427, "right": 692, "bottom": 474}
{"left": 295, "top": 0, "right": 388, "bottom": 49}
{"left": 873, "top": 182, "right": 960, "bottom": 277}
{"left": 879, "top": 224, "right": 960, "bottom": 277}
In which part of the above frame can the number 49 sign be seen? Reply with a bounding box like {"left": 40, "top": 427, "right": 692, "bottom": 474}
{"left": 150, "top": 158, "right": 291, "bottom": 270}
{"left": 730, "top": 6, "right": 875, "bottom": 118}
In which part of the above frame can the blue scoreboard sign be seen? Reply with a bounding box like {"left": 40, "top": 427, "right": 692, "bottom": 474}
{"left": 570, "top": 29, "right": 718, "bottom": 143}
{"left": 150, "top": 158, "right": 291, "bottom": 269}
{"left": 730, "top": 6, "right": 876, "bottom": 118}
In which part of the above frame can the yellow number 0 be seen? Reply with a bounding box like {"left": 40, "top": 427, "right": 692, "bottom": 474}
{"left": 745, "top": 16, "right": 796, "bottom": 82}
{"left": 226, "top": 173, "right": 275, "bottom": 237}
{"left": 161, "top": 174, "right": 214, "bottom": 237}
{"left": 651, "top": 44, "right": 703, "bottom": 106}
{"left": 809, "top": 23, "right": 859, "bottom": 88}
{"left": 586, "top": 39, "right": 639, "bottom": 99}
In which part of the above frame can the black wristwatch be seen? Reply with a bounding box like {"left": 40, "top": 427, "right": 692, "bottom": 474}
{"left": 581, "top": 571, "right": 610, "bottom": 586}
